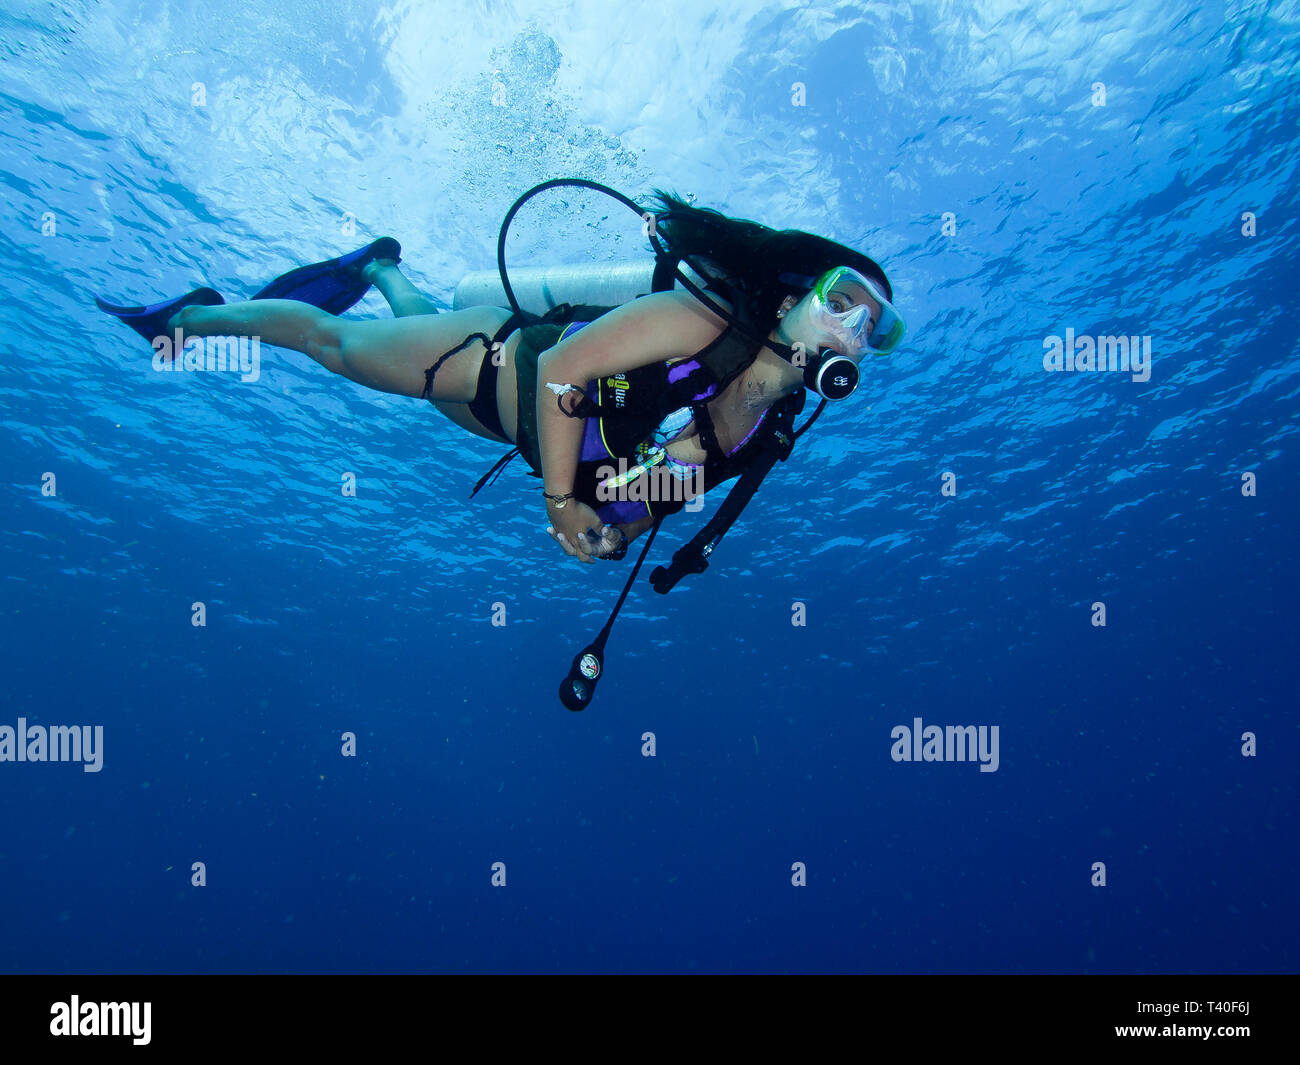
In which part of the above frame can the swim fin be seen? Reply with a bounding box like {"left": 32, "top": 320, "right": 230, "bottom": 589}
{"left": 251, "top": 237, "right": 402, "bottom": 315}
{"left": 94, "top": 287, "right": 225, "bottom": 343}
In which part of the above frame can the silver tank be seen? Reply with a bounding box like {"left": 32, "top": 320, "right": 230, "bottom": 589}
{"left": 452, "top": 261, "right": 707, "bottom": 315}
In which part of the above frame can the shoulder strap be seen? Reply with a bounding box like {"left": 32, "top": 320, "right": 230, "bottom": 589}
{"left": 649, "top": 390, "right": 807, "bottom": 594}
{"left": 690, "top": 401, "right": 727, "bottom": 467}
{"left": 651, "top": 254, "right": 678, "bottom": 294}
{"left": 698, "top": 281, "right": 765, "bottom": 389}
{"left": 650, "top": 257, "right": 764, "bottom": 391}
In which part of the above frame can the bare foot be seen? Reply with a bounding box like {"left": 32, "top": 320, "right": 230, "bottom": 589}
{"left": 362, "top": 258, "right": 399, "bottom": 284}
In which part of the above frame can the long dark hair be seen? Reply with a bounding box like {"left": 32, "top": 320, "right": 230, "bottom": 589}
{"left": 647, "top": 189, "right": 894, "bottom": 327}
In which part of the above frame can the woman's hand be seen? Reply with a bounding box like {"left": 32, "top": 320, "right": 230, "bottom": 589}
{"left": 546, "top": 501, "right": 627, "bottom": 563}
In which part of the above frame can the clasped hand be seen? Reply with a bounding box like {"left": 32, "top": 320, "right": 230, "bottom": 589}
{"left": 546, "top": 501, "right": 628, "bottom": 563}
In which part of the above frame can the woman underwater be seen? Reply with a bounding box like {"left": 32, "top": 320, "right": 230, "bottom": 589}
{"left": 96, "top": 188, "right": 905, "bottom": 568}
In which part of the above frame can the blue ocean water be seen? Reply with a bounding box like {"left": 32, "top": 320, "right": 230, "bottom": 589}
{"left": 1, "top": 0, "right": 1296, "bottom": 975}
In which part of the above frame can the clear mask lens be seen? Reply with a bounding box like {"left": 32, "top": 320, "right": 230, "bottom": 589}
{"left": 810, "top": 267, "right": 904, "bottom": 356}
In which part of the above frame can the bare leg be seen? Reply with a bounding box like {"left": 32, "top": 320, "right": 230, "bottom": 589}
{"left": 363, "top": 259, "right": 439, "bottom": 317}
{"left": 170, "top": 298, "right": 510, "bottom": 401}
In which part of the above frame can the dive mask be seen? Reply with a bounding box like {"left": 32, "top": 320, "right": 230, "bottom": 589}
{"left": 807, "top": 265, "right": 905, "bottom": 358}
{"left": 775, "top": 265, "right": 904, "bottom": 400}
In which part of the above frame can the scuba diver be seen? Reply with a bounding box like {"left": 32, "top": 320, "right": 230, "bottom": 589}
{"left": 96, "top": 179, "right": 904, "bottom": 707}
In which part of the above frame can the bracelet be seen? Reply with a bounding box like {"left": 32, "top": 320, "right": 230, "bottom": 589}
{"left": 546, "top": 381, "right": 595, "bottom": 419}
{"left": 542, "top": 490, "right": 575, "bottom": 508}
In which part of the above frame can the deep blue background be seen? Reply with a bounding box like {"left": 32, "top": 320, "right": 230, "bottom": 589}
{"left": 1, "top": 0, "right": 1295, "bottom": 972}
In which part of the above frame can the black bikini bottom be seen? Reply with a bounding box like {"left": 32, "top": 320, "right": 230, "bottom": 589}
{"left": 422, "top": 305, "right": 589, "bottom": 472}
{"left": 468, "top": 347, "right": 506, "bottom": 441}
{"left": 420, "top": 317, "right": 523, "bottom": 443}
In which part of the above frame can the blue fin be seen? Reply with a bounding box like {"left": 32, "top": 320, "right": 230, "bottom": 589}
{"left": 251, "top": 237, "right": 402, "bottom": 315}
{"left": 94, "top": 287, "right": 225, "bottom": 343}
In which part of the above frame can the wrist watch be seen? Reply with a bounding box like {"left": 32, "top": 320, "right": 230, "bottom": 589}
{"left": 542, "top": 490, "right": 575, "bottom": 509}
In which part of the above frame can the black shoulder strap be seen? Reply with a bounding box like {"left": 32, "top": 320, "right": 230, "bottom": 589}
{"left": 649, "top": 391, "right": 809, "bottom": 594}
{"left": 651, "top": 253, "right": 678, "bottom": 294}
{"left": 690, "top": 401, "right": 727, "bottom": 467}
{"left": 698, "top": 281, "right": 764, "bottom": 389}
{"left": 651, "top": 255, "right": 762, "bottom": 391}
